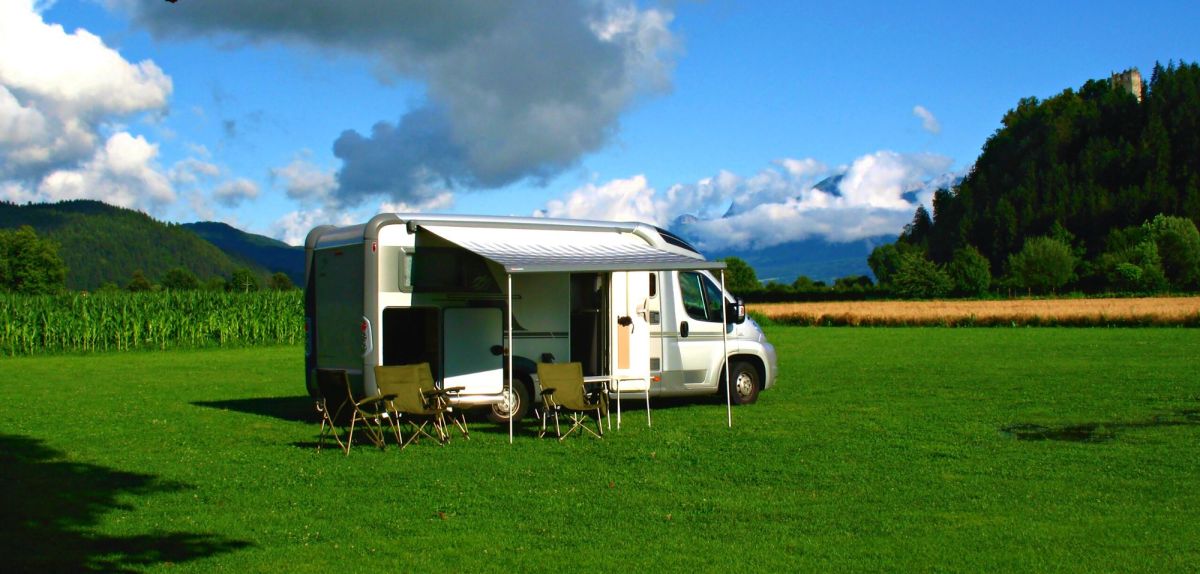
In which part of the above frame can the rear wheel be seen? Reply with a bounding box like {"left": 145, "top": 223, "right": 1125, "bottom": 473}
{"left": 488, "top": 377, "right": 532, "bottom": 423}
{"left": 726, "top": 361, "right": 760, "bottom": 405}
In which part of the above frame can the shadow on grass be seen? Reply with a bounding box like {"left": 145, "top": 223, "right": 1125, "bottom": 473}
{"left": 1002, "top": 409, "right": 1200, "bottom": 443}
{"left": 0, "top": 434, "right": 250, "bottom": 572}
{"left": 192, "top": 396, "right": 317, "bottom": 423}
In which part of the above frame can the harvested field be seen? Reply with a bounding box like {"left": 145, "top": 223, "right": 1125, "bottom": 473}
{"left": 750, "top": 296, "right": 1200, "bottom": 327}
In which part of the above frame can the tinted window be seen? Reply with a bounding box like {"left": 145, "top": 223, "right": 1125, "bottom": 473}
{"left": 679, "top": 272, "right": 707, "bottom": 321}
{"left": 680, "top": 271, "right": 724, "bottom": 323}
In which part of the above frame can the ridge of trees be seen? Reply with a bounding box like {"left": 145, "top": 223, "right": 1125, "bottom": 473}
{"left": 0, "top": 200, "right": 275, "bottom": 291}
{"left": 870, "top": 61, "right": 1200, "bottom": 297}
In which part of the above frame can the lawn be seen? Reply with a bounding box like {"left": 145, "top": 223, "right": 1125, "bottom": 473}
{"left": 2, "top": 328, "right": 1198, "bottom": 572}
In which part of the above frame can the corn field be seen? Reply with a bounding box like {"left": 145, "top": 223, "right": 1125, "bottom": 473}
{"left": 0, "top": 291, "right": 303, "bottom": 356}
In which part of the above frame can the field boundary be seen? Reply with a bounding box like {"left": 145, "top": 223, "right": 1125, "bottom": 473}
{"left": 751, "top": 297, "right": 1200, "bottom": 327}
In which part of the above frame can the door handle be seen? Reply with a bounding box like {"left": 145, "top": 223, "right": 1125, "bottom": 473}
{"left": 680, "top": 320, "right": 689, "bottom": 338}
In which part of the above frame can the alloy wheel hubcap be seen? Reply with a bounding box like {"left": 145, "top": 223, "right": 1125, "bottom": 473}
{"left": 736, "top": 372, "right": 754, "bottom": 397}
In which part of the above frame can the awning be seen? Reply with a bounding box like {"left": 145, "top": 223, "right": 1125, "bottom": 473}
{"left": 419, "top": 224, "right": 725, "bottom": 273}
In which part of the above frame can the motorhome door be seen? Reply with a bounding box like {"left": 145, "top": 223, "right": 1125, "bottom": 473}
{"left": 612, "top": 271, "right": 651, "bottom": 385}
{"left": 442, "top": 307, "right": 503, "bottom": 395}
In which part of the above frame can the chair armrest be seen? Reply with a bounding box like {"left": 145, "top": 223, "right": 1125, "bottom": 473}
{"left": 540, "top": 387, "right": 556, "bottom": 396}
{"left": 442, "top": 386, "right": 466, "bottom": 394}
{"left": 357, "top": 394, "right": 394, "bottom": 408}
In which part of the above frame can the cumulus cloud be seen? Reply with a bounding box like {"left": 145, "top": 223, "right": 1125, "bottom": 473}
{"left": 110, "top": 0, "right": 678, "bottom": 207}
{"left": 539, "top": 151, "right": 958, "bottom": 250}
{"left": 269, "top": 156, "right": 338, "bottom": 203}
{"left": 0, "top": 0, "right": 173, "bottom": 210}
{"left": 213, "top": 178, "right": 259, "bottom": 207}
{"left": 270, "top": 208, "right": 359, "bottom": 246}
{"left": 537, "top": 175, "right": 659, "bottom": 223}
{"left": 33, "top": 131, "right": 175, "bottom": 209}
{"left": 913, "top": 105, "right": 941, "bottom": 134}
{"left": 169, "top": 157, "right": 220, "bottom": 185}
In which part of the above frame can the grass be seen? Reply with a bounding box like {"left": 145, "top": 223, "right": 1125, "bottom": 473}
{"left": 1, "top": 328, "right": 1198, "bottom": 571}
{"left": 752, "top": 296, "right": 1200, "bottom": 327}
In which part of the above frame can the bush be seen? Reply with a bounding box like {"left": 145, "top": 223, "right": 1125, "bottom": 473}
{"left": 1144, "top": 214, "right": 1200, "bottom": 290}
{"left": 892, "top": 252, "right": 953, "bottom": 299}
{"left": 947, "top": 245, "right": 992, "bottom": 296}
{"left": 1007, "top": 236, "right": 1076, "bottom": 294}
{"left": 161, "top": 267, "right": 200, "bottom": 291}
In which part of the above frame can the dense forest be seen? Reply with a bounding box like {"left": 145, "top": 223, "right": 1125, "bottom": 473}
{"left": 872, "top": 62, "right": 1200, "bottom": 296}
{"left": 0, "top": 200, "right": 274, "bottom": 291}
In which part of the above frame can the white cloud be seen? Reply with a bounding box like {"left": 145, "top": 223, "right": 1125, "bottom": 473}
{"left": 0, "top": 0, "right": 174, "bottom": 210}
{"left": 913, "top": 105, "right": 941, "bottom": 134}
{"left": 539, "top": 151, "right": 959, "bottom": 250}
{"left": 213, "top": 177, "right": 259, "bottom": 207}
{"left": 537, "top": 175, "right": 659, "bottom": 223}
{"left": 169, "top": 157, "right": 220, "bottom": 185}
{"left": 270, "top": 208, "right": 358, "bottom": 246}
{"left": 270, "top": 157, "right": 336, "bottom": 203}
{"left": 36, "top": 131, "right": 175, "bottom": 209}
{"left": 378, "top": 192, "right": 454, "bottom": 214}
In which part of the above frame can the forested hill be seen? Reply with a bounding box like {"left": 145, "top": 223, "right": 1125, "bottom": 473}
{"left": 891, "top": 62, "right": 1200, "bottom": 292}
{"left": 0, "top": 200, "right": 268, "bottom": 290}
{"left": 182, "top": 222, "right": 304, "bottom": 285}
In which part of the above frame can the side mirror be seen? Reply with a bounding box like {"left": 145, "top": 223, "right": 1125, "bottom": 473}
{"left": 727, "top": 298, "right": 746, "bottom": 324}
{"left": 680, "top": 320, "right": 689, "bottom": 338}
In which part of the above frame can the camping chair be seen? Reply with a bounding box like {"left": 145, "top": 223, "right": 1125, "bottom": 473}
{"left": 374, "top": 363, "right": 467, "bottom": 447}
{"left": 537, "top": 362, "right": 605, "bottom": 440}
{"left": 315, "top": 368, "right": 389, "bottom": 455}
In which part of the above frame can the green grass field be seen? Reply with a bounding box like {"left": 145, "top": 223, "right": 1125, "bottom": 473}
{"left": 2, "top": 328, "right": 1198, "bottom": 572}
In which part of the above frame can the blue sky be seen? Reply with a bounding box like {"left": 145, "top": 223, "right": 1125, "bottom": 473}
{"left": 2, "top": 0, "right": 1198, "bottom": 247}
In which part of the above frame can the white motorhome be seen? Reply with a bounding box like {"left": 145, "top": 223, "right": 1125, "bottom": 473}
{"left": 304, "top": 214, "right": 777, "bottom": 424}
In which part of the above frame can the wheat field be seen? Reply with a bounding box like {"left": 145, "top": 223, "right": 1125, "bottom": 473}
{"left": 750, "top": 296, "right": 1200, "bottom": 327}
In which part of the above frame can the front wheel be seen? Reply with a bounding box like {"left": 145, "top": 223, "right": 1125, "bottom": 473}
{"left": 725, "top": 361, "right": 760, "bottom": 405}
{"left": 488, "top": 377, "right": 532, "bottom": 423}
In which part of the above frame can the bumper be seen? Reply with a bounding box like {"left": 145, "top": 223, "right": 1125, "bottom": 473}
{"left": 762, "top": 341, "right": 778, "bottom": 390}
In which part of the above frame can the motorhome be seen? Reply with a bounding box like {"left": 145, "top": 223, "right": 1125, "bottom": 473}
{"left": 304, "top": 214, "right": 777, "bottom": 424}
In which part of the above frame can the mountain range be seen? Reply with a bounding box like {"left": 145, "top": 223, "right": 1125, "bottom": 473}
{"left": 0, "top": 200, "right": 303, "bottom": 290}
{"left": 671, "top": 173, "right": 958, "bottom": 284}
{"left": 2, "top": 192, "right": 920, "bottom": 289}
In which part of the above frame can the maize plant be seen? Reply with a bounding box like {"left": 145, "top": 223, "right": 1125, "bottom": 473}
{"left": 0, "top": 291, "right": 304, "bottom": 356}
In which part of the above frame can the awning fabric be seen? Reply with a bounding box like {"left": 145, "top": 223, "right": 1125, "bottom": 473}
{"left": 419, "top": 224, "right": 724, "bottom": 274}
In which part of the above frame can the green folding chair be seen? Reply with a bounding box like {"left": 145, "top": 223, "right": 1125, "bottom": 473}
{"left": 537, "top": 362, "right": 605, "bottom": 440}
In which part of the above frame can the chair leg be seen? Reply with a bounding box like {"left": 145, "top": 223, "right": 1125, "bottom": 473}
{"left": 449, "top": 409, "right": 469, "bottom": 440}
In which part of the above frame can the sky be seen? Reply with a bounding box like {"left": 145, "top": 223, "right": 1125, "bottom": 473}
{"left": 2, "top": 0, "right": 1199, "bottom": 249}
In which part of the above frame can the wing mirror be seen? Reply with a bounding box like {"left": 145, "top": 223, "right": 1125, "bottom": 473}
{"left": 727, "top": 297, "right": 746, "bottom": 324}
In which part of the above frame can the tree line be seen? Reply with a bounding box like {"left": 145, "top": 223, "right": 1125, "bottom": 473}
{"left": 0, "top": 225, "right": 294, "bottom": 294}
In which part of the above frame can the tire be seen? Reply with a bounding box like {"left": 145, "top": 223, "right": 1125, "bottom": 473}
{"left": 725, "top": 361, "right": 760, "bottom": 405}
{"left": 488, "top": 376, "right": 532, "bottom": 423}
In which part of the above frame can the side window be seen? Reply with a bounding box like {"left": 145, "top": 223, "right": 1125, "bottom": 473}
{"left": 702, "top": 275, "right": 724, "bottom": 320}
{"left": 398, "top": 247, "right": 414, "bottom": 292}
{"left": 679, "top": 272, "right": 708, "bottom": 321}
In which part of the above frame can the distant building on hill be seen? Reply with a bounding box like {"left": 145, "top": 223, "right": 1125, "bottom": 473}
{"left": 1110, "top": 68, "right": 1143, "bottom": 102}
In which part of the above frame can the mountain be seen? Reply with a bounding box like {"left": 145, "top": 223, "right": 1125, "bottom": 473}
{"left": 707, "top": 235, "right": 894, "bottom": 284}
{"left": 0, "top": 200, "right": 267, "bottom": 290}
{"left": 674, "top": 173, "right": 961, "bottom": 284}
{"left": 182, "top": 222, "right": 304, "bottom": 285}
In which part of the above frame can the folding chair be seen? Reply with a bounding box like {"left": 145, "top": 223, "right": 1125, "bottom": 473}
{"left": 315, "top": 368, "right": 389, "bottom": 455}
{"left": 537, "top": 362, "right": 605, "bottom": 440}
{"left": 374, "top": 363, "right": 466, "bottom": 447}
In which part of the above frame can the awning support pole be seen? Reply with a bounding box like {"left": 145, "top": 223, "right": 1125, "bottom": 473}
{"left": 721, "top": 269, "right": 731, "bottom": 428}
{"left": 508, "top": 272, "right": 514, "bottom": 444}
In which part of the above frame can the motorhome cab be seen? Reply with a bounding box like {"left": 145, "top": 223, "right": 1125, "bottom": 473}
{"left": 304, "top": 214, "right": 777, "bottom": 423}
